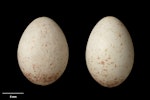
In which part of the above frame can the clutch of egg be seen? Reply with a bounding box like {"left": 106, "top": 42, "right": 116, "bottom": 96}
{"left": 17, "top": 17, "right": 69, "bottom": 86}
{"left": 86, "top": 16, "right": 134, "bottom": 88}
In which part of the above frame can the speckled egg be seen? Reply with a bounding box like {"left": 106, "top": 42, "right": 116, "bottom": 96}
{"left": 86, "top": 16, "right": 134, "bottom": 88}
{"left": 17, "top": 17, "right": 69, "bottom": 86}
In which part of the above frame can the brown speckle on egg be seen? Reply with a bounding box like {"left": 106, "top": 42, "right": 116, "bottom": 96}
{"left": 50, "top": 63, "right": 53, "bottom": 66}
{"left": 45, "top": 44, "right": 47, "bottom": 47}
{"left": 101, "top": 61, "right": 105, "bottom": 65}
{"left": 103, "top": 68, "right": 107, "bottom": 72}
{"left": 115, "top": 64, "right": 117, "bottom": 68}
{"left": 110, "top": 62, "right": 114, "bottom": 64}
{"left": 120, "top": 43, "right": 123, "bottom": 46}
{"left": 119, "top": 34, "right": 121, "bottom": 38}
{"left": 108, "top": 56, "right": 111, "bottom": 60}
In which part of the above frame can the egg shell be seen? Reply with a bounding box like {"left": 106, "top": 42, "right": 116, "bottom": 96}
{"left": 86, "top": 16, "right": 134, "bottom": 88}
{"left": 17, "top": 17, "right": 69, "bottom": 86}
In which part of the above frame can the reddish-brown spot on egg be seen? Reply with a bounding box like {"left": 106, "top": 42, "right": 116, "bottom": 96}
{"left": 47, "top": 73, "right": 59, "bottom": 83}
{"left": 101, "top": 61, "right": 105, "bottom": 65}
{"left": 98, "top": 79, "right": 105, "bottom": 86}
{"left": 36, "top": 72, "right": 59, "bottom": 84}
{"left": 42, "top": 75, "right": 51, "bottom": 83}
{"left": 105, "top": 78, "right": 124, "bottom": 88}
{"left": 33, "top": 76, "right": 37, "bottom": 79}
{"left": 24, "top": 72, "right": 35, "bottom": 83}
{"left": 25, "top": 72, "right": 31, "bottom": 77}
{"left": 106, "top": 81, "right": 119, "bottom": 88}
{"left": 33, "top": 64, "right": 36, "bottom": 67}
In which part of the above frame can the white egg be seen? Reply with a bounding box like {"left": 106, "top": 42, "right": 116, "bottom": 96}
{"left": 86, "top": 16, "right": 134, "bottom": 88}
{"left": 17, "top": 16, "right": 69, "bottom": 86}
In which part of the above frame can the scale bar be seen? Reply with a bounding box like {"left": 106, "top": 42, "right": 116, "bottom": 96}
{"left": 2, "top": 92, "right": 24, "bottom": 94}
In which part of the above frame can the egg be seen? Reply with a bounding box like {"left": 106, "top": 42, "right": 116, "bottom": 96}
{"left": 17, "top": 17, "right": 69, "bottom": 86}
{"left": 85, "top": 16, "right": 134, "bottom": 88}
